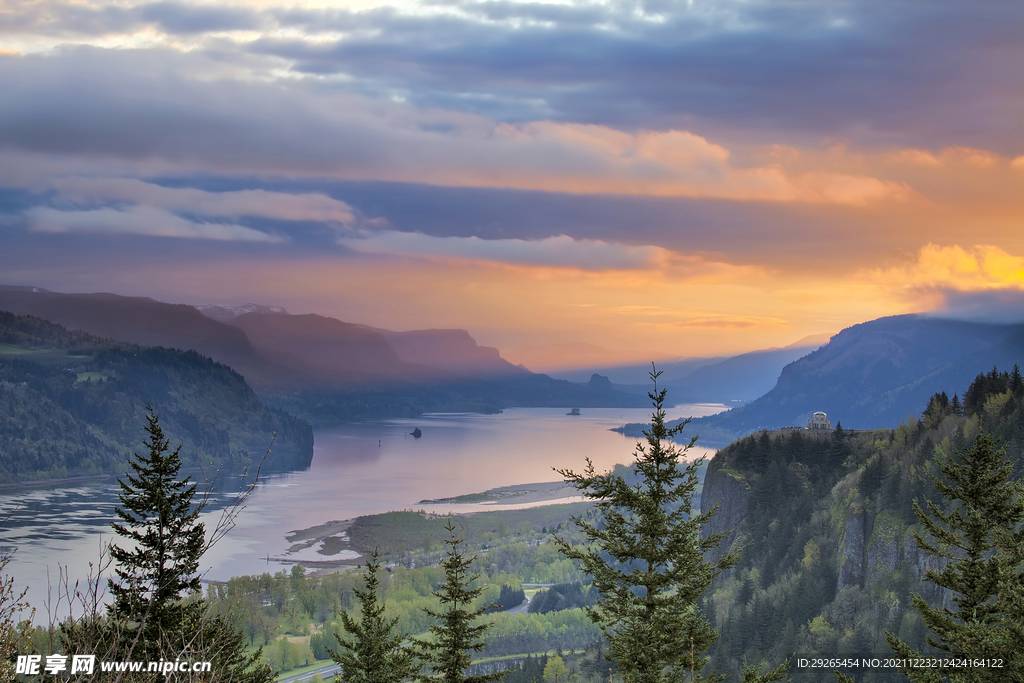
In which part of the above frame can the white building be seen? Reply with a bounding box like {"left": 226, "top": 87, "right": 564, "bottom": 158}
{"left": 807, "top": 411, "right": 832, "bottom": 430}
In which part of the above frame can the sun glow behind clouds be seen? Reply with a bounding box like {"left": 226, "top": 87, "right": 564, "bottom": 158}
{"left": 2, "top": 0, "right": 1024, "bottom": 367}
{"left": 869, "top": 244, "right": 1024, "bottom": 293}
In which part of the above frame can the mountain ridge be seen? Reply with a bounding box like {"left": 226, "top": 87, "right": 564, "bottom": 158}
{"left": 0, "top": 287, "right": 645, "bottom": 414}
{"left": 667, "top": 314, "right": 1024, "bottom": 442}
{"left": 0, "top": 310, "right": 313, "bottom": 483}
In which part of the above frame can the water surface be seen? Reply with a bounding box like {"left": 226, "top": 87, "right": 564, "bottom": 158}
{"left": 0, "top": 404, "right": 723, "bottom": 620}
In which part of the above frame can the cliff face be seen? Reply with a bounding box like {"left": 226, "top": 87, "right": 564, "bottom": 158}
{"left": 695, "top": 411, "right": 1016, "bottom": 675}
{"left": 700, "top": 462, "right": 749, "bottom": 568}
{"left": 699, "top": 438, "right": 952, "bottom": 608}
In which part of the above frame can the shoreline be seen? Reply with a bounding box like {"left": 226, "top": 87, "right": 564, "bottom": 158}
{"left": 278, "top": 479, "right": 588, "bottom": 575}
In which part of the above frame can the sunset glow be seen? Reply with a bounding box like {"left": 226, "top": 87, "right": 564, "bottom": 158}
{"left": 2, "top": 0, "right": 1023, "bottom": 369}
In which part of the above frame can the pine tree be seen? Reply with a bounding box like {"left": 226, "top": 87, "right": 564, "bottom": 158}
{"left": 950, "top": 393, "right": 963, "bottom": 417}
{"left": 108, "top": 406, "right": 206, "bottom": 652}
{"left": 418, "top": 520, "right": 502, "bottom": 683}
{"left": 68, "top": 407, "right": 275, "bottom": 681}
{"left": 331, "top": 549, "right": 420, "bottom": 683}
{"left": 554, "top": 368, "right": 785, "bottom": 683}
{"left": 884, "top": 429, "right": 1024, "bottom": 681}
{"left": 1011, "top": 363, "right": 1023, "bottom": 395}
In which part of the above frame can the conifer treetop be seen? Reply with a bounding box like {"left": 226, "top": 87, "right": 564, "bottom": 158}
{"left": 885, "top": 428, "right": 1024, "bottom": 681}
{"left": 331, "top": 549, "right": 420, "bottom": 683}
{"left": 554, "top": 367, "right": 741, "bottom": 683}
{"left": 108, "top": 406, "right": 205, "bottom": 640}
{"left": 417, "top": 519, "right": 502, "bottom": 683}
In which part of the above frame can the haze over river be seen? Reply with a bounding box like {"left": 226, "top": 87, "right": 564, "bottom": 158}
{"left": 1, "top": 405, "right": 722, "bottom": 620}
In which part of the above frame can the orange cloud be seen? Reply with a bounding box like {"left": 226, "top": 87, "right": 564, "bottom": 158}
{"left": 869, "top": 244, "right": 1024, "bottom": 291}
{"left": 888, "top": 149, "right": 942, "bottom": 166}
{"left": 429, "top": 123, "right": 911, "bottom": 205}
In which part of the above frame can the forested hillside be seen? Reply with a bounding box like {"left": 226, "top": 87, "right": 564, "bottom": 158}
{"left": 0, "top": 311, "right": 313, "bottom": 483}
{"left": 700, "top": 365, "right": 1024, "bottom": 681}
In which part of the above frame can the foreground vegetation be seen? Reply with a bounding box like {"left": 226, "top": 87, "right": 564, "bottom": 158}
{"left": 5, "top": 365, "right": 1022, "bottom": 682}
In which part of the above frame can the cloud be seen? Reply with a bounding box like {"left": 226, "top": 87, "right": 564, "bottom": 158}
{"left": 661, "top": 316, "right": 790, "bottom": 331}
{"left": 888, "top": 149, "right": 941, "bottom": 166}
{"left": 939, "top": 147, "right": 1001, "bottom": 167}
{"left": 927, "top": 289, "right": 1024, "bottom": 324}
{"left": 0, "top": 50, "right": 911, "bottom": 206}
{"left": 48, "top": 177, "right": 356, "bottom": 223}
{"left": 865, "top": 244, "right": 1024, "bottom": 320}
{"left": 901, "top": 244, "right": 1024, "bottom": 289}
{"left": 26, "top": 206, "right": 284, "bottom": 242}
{"left": 2, "top": 0, "right": 1023, "bottom": 152}
{"left": 338, "top": 231, "right": 670, "bottom": 270}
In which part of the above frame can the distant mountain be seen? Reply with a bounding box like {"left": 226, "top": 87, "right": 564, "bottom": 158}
{"left": 194, "top": 303, "right": 288, "bottom": 322}
{"left": 551, "top": 357, "right": 726, "bottom": 385}
{"left": 0, "top": 287, "right": 644, "bottom": 414}
{"left": 659, "top": 337, "right": 829, "bottom": 404}
{"left": 0, "top": 288, "right": 296, "bottom": 387}
{"left": 219, "top": 314, "right": 645, "bottom": 417}
{"left": 198, "top": 303, "right": 526, "bottom": 380}
{"left": 0, "top": 285, "right": 52, "bottom": 293}
{"left": 553, "top": 334, "right": 830, "bottom": 405}
{"left": 376, "top": 328, "right": 526, "bottom": 378}
{"left": 675, "top": 315, "right": 1024, "bottom": 441}
{"left": 228, "top": 312, "right": 416, "bottom": 386}
{"left": 0, "top": 311, "right": 312, "bottom": 483}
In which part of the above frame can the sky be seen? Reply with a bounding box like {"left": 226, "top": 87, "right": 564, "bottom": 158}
{"left": 1, "top": 0, "right": 1023, "bottom": 370}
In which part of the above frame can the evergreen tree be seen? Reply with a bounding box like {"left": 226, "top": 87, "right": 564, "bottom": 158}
{"left": 1011, "top": 363, "right": 1023, "bottom": 395}
{"left": 950, "top": 393, "right": 963, "bottom": 417}
{"left": 885, "top": 429, "right": 1024, "bottom": 681}
{"left": 108, "top": 405, "right": 206, "bottom": 651}
{"left": 554, "top": 368, "right": 786, "bottom": 683}
{"left": 64, "top": 407, "right": 274, "bottom": 681}
{"left": 418, "top": 520, "right": 502, "bottom": 683}
{"left": 331, "top": 549, "right": 420, "bottom": 683}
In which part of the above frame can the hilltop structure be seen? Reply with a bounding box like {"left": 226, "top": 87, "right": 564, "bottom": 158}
{"left": 807, "top": 411, "right": 832, "bottom": 430}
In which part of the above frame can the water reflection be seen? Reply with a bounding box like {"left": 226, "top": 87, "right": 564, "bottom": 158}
{"left": 1, "top": 404, "right": 723, "bottom": 619}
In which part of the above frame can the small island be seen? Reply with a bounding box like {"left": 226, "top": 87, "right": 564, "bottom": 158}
{"left": 411, "top": 427, "right": 422, "bottom": 438}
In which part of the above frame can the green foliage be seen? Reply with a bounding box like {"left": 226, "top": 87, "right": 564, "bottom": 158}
{"left": 554, "top": 370, "right": 746, "bottom": 683}
{"left": 107, "top": 406, "right": 206, "bottom": 647}
{"left": 884, "top": 430, "right": 1024, "bottom": 681}
{"left": 330, "top": 550, "right": 421, "bottom": 683}
{"left": 0, "top": 311, "right": 312, "bottom": 483}
{"left": 527, "top": 582, "right": 596, "bottom": 615}
{"left": 58, "top": 410, "right": 275, "bottom": 682}
{"left": 348, "top": 505, "right": 591, "bottom": 558}
{"left": 417, "top": 520, "right": 503, "bottom": 683}
{"left": 543, "top": 654, "right": 568, "bottom": 682}
{"left": 495, "top": 585, "right": 527, "bottom": 612}
{"left": 699, "top": 365, "right": 1024, "bottom": 683}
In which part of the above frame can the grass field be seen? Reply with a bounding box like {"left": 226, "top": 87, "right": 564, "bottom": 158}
{"left": 0, "top": 343, "right": 36, "bottom": 355}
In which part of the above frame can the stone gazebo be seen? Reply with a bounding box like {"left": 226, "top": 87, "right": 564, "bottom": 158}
{"left": 807, "top": 411, "right": 832, "bottom": 430}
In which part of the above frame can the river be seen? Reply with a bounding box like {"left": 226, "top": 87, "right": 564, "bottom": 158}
{"left": 0, "top": 404, "right": 724, "bottom": 622}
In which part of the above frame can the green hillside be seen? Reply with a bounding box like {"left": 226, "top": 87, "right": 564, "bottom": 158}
{"left": 700, "top": 366, "right": 1024, "bottom": 681}
{"left": 0, "top": 311, "right": 313, "bottom": 483}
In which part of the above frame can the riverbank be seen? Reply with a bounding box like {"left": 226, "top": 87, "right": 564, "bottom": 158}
{"left": 278, "top": 478, "right": 586, "bottom": 574}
